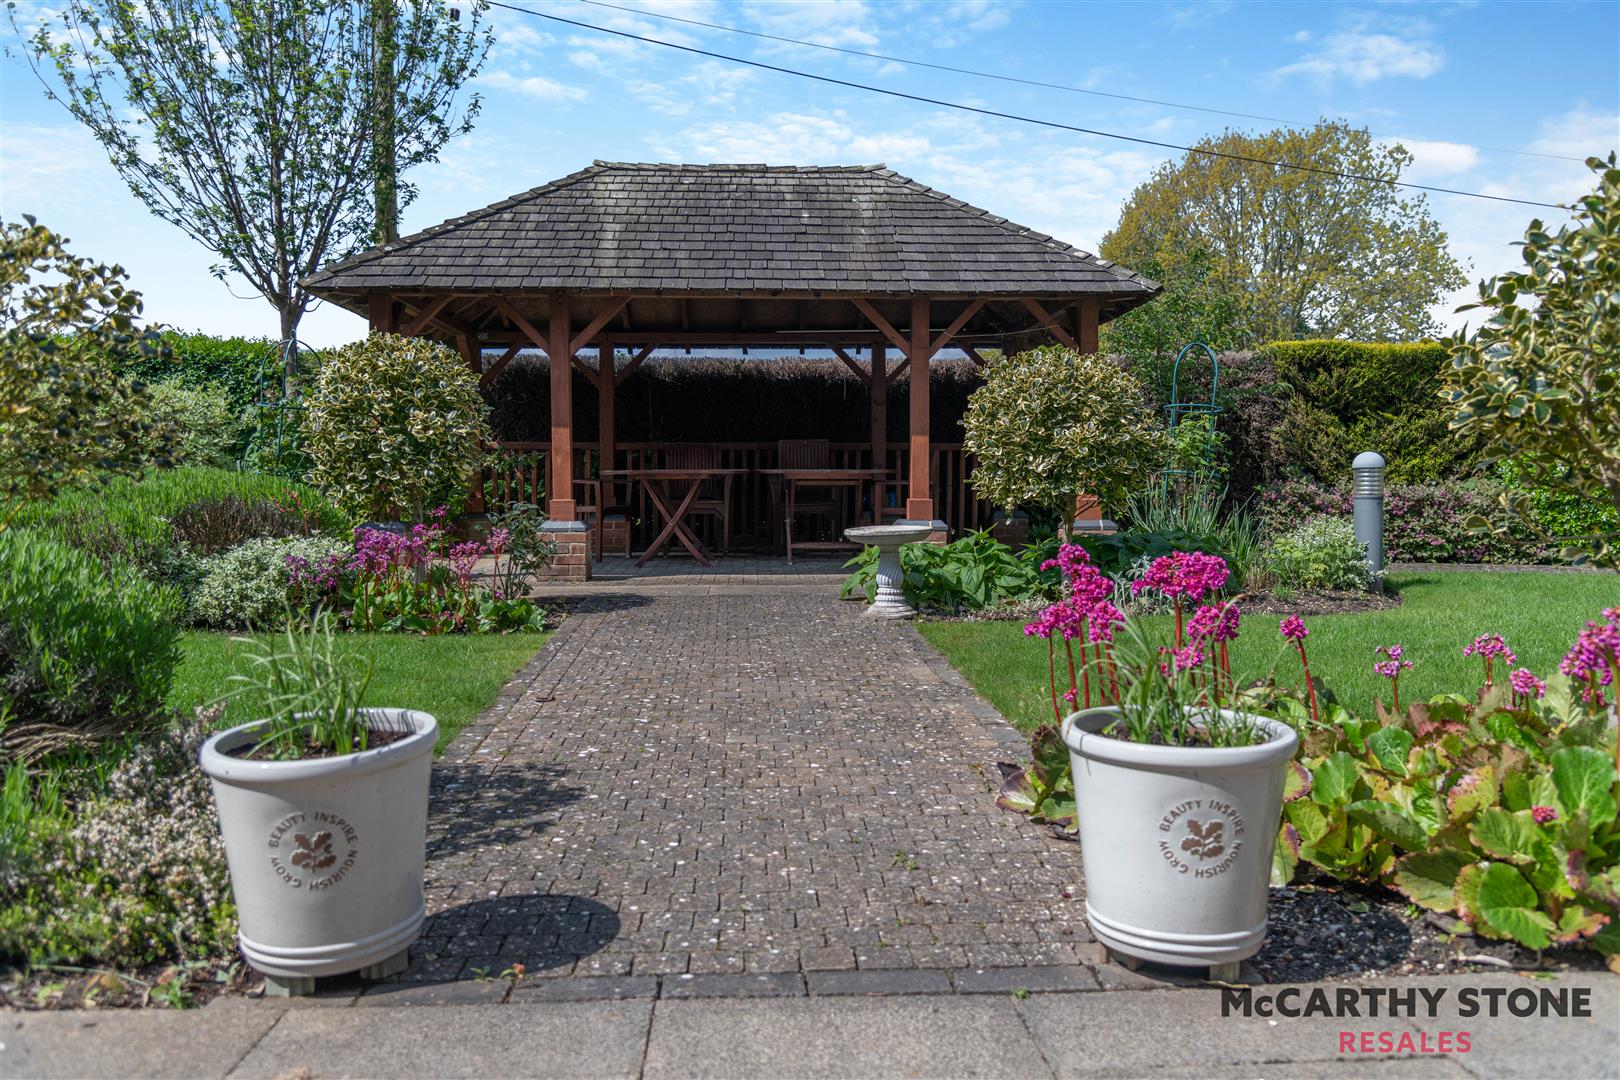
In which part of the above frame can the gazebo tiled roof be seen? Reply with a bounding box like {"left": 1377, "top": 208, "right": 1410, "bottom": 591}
{"left": 305, "top": 161, "right": 1158, "bottom": 309}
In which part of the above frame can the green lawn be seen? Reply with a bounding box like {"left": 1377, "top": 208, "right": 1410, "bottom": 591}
{"left": 919, "top": 571, "right": 1619, "bottom": 734}
{"left": 168, "top": 631, "right": 547, "bottom": 752}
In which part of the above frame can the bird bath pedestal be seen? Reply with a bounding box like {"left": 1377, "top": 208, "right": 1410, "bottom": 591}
{"left": 844, "top": 524, "right": 933, "bottom": 619}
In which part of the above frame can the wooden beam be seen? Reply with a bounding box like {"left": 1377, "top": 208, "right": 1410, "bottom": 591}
{"left": 961, "top": 345, "right": 987, "bottom": 367}
{"left": 367, "top": 292, "right": 396, "bottom": 333}
{"left": 871, "top": 342, "right": 887, "bottom": 510}
{"left": 850, "top": 298, "right": 912, "bottom": 356}
{"left": 548, "top": 295, "right": 576, "bottom": 522}
{"left": 888, "top": 355, "right": 910, "bottom": 382}
{"left": 478, "top": 344, "right": 522, "bottom": 389}
{"left": 907, "top": 297, "right": 933, "bottom": 522}
{"left": 928, "top": 298, "right": 985, "bottom": 356}
{"left": 1074, "top": 297, "right": 1100, "bottom": 355}
{"left": 598, "top": 338, "right": 615, "bottom": 499}
{"left": 569, "top": 297, "right": 629, "bottom": 355}
{"left": 829, "top": 345, "right": 870, "bottom": 384}
{"left": 615, "top": 344, "right": 655, "bottom": 386}
{"left": 492, "top": 295, "right": 550, "bottom": 351}
{"left": 1019, "top": 298, "right": 1078, "bottom": 350}
{"left": 402, "top": 295, "right": 453, "bottom": 337}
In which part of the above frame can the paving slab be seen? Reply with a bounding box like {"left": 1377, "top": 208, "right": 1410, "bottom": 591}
{"left": 0, "top": 1001, "right": 283, "bottom": 1079}
{"left": 228, "top": 1000, "right": 652, "bottom": 1079}
{"left": 1016, "top": 986, "right": 1431, "bottom": 1078}
{"left": 642, "top": 995, "right": 1056, "bottom": 1079}
{"left": 415, "top": 583, "right": 1088, "bottom": 986}
{"left": 1393, "top": 972, "right": 1618, "bottom": 1080}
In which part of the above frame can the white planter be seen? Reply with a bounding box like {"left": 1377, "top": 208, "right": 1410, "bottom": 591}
{"left": 1061, "top": 706, "right": 1297, "bottom": 970}
{"left": 199, "top": 708, "right": 437, "bottom": 982}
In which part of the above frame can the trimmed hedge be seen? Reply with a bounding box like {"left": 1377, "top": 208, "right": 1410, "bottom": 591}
{"left": 1265, "top": 340, "right": 1485, "bottom": 485}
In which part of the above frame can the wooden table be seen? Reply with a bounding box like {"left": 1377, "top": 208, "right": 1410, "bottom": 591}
{"left": 758, "top": 468, "right": 891, "bottom": 562}
{"left": 601, "top": 468, "right": 748, "bottom": 567}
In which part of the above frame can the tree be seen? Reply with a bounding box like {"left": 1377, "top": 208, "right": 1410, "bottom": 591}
{"left": 304, "top": 333, "right": 489, "bottom": 522}
{"left": 1445, "top": 155, "right": 1620, "bottom": 570}
{"left": 15, "top": 1, "right": 491, "bottom": 343}
{"left": 963, "top": 346, "right": 1167, "bottom": 530}
{"left": 1102, "top": 121, "right": 1466, "bottom": 344}
{"left": 0, "top": 218, "right": 174, "bottom": 530}
{"left": 1099, "top": 249, "right": 1242, "bottom": 402}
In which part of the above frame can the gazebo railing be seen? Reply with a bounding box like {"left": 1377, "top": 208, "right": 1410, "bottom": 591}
{"left": 482, "top": 441, "right": 996, "bottom": 549}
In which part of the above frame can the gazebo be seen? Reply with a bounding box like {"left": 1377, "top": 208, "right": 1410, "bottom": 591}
{"left": 305, "top": 161, "right": 1158, "bottom": 579}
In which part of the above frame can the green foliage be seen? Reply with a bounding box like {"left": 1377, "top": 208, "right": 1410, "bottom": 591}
{"left": 1099, "top": 251, "right": 1243, "bottom": 398}
{"left": 1264, "top": 515, "right": 1377, "bottom": 591}
{"left": 0, "top": 711, "right": 235, "bottom": 968}
{"left": 840, "top": 531, "right": 1047, "bottom": 614}
{"left": 1259, "top": 478, "right": 1557, "bottom": 565}
{"left": 1446, "top": 155, "right": 1620, "bottom": 569}
{"left": 963, "top": 346, "right": 1167, "bottom": 521}
{"left": 145, "top": 381, "right": 245, "bottom": 469}
{"left": 14, "top": 467, "right": 345, "bottom": 590}
{"left": 1273, "top": 681, "right": 1620, "bottom": 954}
{"left": 1101, "top": 121, "right": 1466, "bottom": 344}
{"left": 119, "top": 331, "right": 279, "bottom": 419}
{"left": 305, "top": 333, "right": 490, "bottom": 522}
{"left": 0, "top": 529, "right": 181, "bottom": 762}
{"left": 1497, "top": 461, "right": 1620, "bottom": 543}
{"left": 0, "top": 217, "right": 174, "bottom": 527}
{"left": 1266, "top": 339, "right": 1485, "bottom": 484}
{"left": 190, "top": 535, "right": 352, "bottom": 630}
{"left": 223, "top": 616, "right": 378, "bottom": 759}
{"left": 16, "top": 1, "right": 491, "bottom": 339}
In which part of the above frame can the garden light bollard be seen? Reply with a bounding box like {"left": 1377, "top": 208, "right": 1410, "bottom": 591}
{"left": 1353, "top": 451, "right": 1386, "bottom": 587}
{"left": 844, "top": 524, "right": 933, "bottom": 618}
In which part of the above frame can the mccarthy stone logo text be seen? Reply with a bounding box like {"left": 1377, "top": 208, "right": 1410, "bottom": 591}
{"left": 1221, "top": 985, "right": 1595, "bottom": 1019}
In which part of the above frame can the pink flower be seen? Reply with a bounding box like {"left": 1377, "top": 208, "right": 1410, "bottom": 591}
{"left": 1279, "top": 615, "right": 1308, "bottom": 642}
{"left": 1373, "top": 645, "right": 1413, "bottom": 680}
{"left": 1560, "top": 612, "right": 1620, "bottom": 691}
{"left": 1131, "top": 551, "right": 1229, "bottom": 603}
{"left": 1463, "top": 633, "right": 1518, "bottom": 665}
{"left": 1188, "top": 602, "right": 1243, "bottom": 644}
{"left": 487, "top": 528, "right": 512, "bottom": 556}
{"left": 1531, "top": 805, "right": 1558, "bottom": 825}
{"left": 1509, "top": 668, "right": 1546, "bottom": 700}
{"left": 1086, "top": 601, "right": 1125, "bottom": 644}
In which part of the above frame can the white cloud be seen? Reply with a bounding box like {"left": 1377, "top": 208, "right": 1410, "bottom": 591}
{"left": 1272, "top": 29, "right": 1444, "bottom": 86}
{"left": 742, "top": 0, "right": 882, "bottom": 50}
{"left": 625, "top": 61, "right": 757, "bottom": 117}
{"left": 1165, "top": 2, "right": 1233, "bottom": 30}
{"left": 0, "top": 121, "right": 119, "bottom": 219}
{"left": 1388, "top": 138, "right": 1481, "bottom": 179}
{"left": 481, "top": 71, "right": 588, "bottom": 104}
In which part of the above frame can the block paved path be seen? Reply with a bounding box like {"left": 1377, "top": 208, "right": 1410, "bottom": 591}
{"left": 409, "top": 571, "right": 1094, "bottom": 987}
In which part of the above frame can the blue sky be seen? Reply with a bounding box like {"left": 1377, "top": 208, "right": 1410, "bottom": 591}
{"left": 3, "top": 0, "right": 1617, "bottom": 346}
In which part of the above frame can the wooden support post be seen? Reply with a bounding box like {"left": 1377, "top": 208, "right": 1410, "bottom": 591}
{"left": 1075, "top": 298, "right": 1100, "bottom": 355}
{"left": 548, "top": 295, "right": 576, "bottom": 522}
{"left": 907, "top": 297, "right": 933, "bottom": 522}
{"left": 870, "top": 342, "right": 887, "bottom": 513}
{"left": 598, "top": 337, "right": 615, "bottom": 499}
{"left": 367, "top": 292, "right": 396, "bottom": 333}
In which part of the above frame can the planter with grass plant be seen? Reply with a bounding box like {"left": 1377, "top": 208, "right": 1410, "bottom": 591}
{"left": 199, "top": 616, "right": 436, "bottom": 996}
{"left": 1028, "top": 546, "right": 1295, "bottom": 977}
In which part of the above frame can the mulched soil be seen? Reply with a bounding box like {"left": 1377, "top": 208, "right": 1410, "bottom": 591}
{"left": 226, "top": 724, "right": 413, "bottom": 761}
{"left": 1251, "top": 873, "right": 1610, "bottom": 984}
{"left": 0, "top": 957, "right": 246, "bottom": 1011}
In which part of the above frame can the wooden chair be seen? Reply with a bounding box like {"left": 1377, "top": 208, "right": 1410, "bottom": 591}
{"left": 778, "top": 439, "right": 841, "bottom": 554}
{"left": 663, "top": 444, "right": 733, "bottom": 552}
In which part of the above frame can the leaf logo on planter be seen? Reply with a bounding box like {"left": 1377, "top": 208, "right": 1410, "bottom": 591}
{"left": 1180, "top": 819, "right": 1226, "bottom": 859}
{"left": 290, "top": 831, "right": 337, "bottom": 871}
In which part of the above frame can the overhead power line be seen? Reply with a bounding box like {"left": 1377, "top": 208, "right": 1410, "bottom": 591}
{"left": 578, "top": 0, "right": 1585, "bottom": 165}
{"left": 487, "top": 1, "right": 1566, "bottom": 209}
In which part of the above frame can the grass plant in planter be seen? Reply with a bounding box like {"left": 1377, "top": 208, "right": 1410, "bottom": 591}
{"left": 198, "top": 616, "right": 436, "bottom": 995}
{"left": 1025, "top": 546, "right": 1296, "bottom": 976}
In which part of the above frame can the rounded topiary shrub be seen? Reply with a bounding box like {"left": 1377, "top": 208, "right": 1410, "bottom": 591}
{"left": 0, "top": 529, "right": 181, "bottom": 761}
{"left": 190, "top": 535, "right": 351, "bottom": 629}
{"left": 304, "top": 333, "right": 490, "bottom": 522}
{"left": 963, "top": 345, "right": 1166, "bottom": 523}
